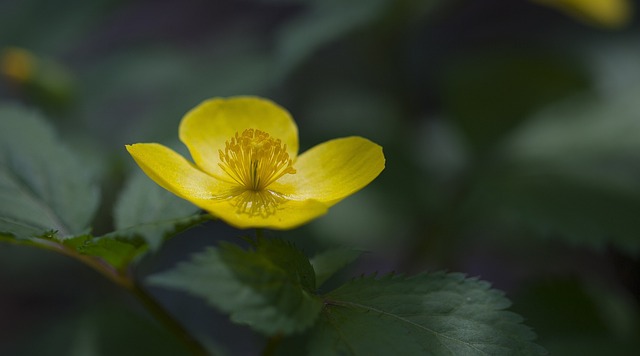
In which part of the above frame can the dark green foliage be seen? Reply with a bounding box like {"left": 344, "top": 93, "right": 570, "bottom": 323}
{"left": 0, "top": 105, "right": 209, "bottom": 270}
{"left": 106, "top": 170, "right": 208, "bottom": 250}
{"left": 275, "top": 0, "right": 391, "bottom": 78}
{"left": 149, "top": 238, "right": 323, "bottom": 335}
{"left": 152, "top": 240, "right": 544, "bottom": 354}
{"left": 3, "top": 1, "right": 636, "bottom": 354}
{"left": 512, "top": 279, "right": 640, "bottom": 355}
{"left": 0, "top": 105, "right": 100, "bottom": 239}
{"left": 467, "top": 90, "right": 640, "bottom": 251}
{"left": 302, "top": 273, "right": 546, "bottom": 355}
{"left": 440, "top": 50, "right": 590, "bottom": 152}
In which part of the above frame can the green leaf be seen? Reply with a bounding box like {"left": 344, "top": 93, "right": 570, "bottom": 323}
{"left": 297, "top": 272, "right": 545, "bottom": 355}
{"left": 310, "top": 247, "right": 361, "bottom": 288}
{"left": 0, "top": 104, "right": 99, "bottom": 239}
{"left": 252, "top": 238, "right": 317, "bottom": 292}
{"left": 106, "top": 170, "right": 207, "bottom": 250}
{"left": 148, "top": 238, "right": 322, "bottom": 335}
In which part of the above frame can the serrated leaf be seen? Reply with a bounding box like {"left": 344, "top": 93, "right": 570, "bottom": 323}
{"left": 0, "top": 104, "right": 99, "bottom": 239}
{"left": 251, "top": 238, "right": 317, "bottom": 292}
{"left": 149, "top": 238, "right": 322, "bottom": 335}
{"left": 108, "top": 169, "right": 206, "bottom": 250}
{"left": 300, "top": 272, "right": 545, "bottom": 355}
{"left": 310, "top": 247, "right": 361, "bottom": 288}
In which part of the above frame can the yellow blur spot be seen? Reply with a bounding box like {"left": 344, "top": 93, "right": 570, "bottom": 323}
{"left": 533, "top": 0, "right": 633, "bottom": 28}
{"left": 1, "top": 47, "right": 36, "bottom": 83}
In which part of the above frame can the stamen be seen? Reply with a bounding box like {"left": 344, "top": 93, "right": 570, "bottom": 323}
{"left": 218, "top": 129, "right": 296, "bottom": 191}
{"left": 229, "top": 190, "right": 285, "bottom": 218}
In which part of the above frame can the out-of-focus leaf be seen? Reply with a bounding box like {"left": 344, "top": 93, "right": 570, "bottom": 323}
{"left": 0, "top": 0, "right": 115, "bottom": 55}
{"left": 0, "top": 104, "right": 99, "bottom": 239}
{"left": 106, "top": 170, "right": 207, "bottom": 251}
{"left": 512, "top": 278, "right": 640, "bottom": 355}
{"left": 274, "top": 0, "right": 390, "bottom": 78}
{"left": 299, "top": 85, "right": 402, "bottom": 144}
{"left": 587, "top": 39, "right": 640, "bottom": 97}
{"left": 412, "top": 117, "right": 471, "bottom": 219}
{"left": 283, "top": 272, "right": 545, "bottom": 355}
{"left": 79, "top": 43, "right": 272, "bottom": 146}
{"left": 149, "top": 238, "right": 322, "bottom": 335}
{"left": 506, "top": 93, "right": 640, "bottom": 174}
{"left": 440, "top": 50, "right": 589, "bottom": 152}
{"left": 468, "top": 88, "right": 640, "bottom": 251}
{"left": 0, "top": 105, "right": 161, "bottom": 271}
{"left": 0, "top": 47, "right": 76, "bottom": 113}
{"left": 310, "top": 247, "right": 361, "bottom": 288}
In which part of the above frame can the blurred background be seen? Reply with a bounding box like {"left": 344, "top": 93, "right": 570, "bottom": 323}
{"left": 1, "top": 0, "right": 640, "bottom": 354}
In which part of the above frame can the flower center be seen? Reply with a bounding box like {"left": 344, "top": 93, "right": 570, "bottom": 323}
{"left": 229, "top": 190, "right": 285, "bottom": 218}
{"left": 218, "top": 128, "right": 296, "bottom": 191}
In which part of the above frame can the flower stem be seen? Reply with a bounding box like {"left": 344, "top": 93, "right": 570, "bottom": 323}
{"left": 129, "top": 282, "right": 210, "bottom": 356}
{"left": 25, "top": 239, "right": 211, "bottom": 355}
{"left": 262, "top": 333, "right": 283, "bottom": 356}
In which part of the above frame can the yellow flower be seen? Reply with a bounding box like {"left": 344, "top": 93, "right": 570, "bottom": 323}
{"left": 1, "top": 47, "right": 36, "bottom": 83}
{"left": 532, "top": 0, "right": 633, "bottom": 28}
{"left": 126, "top": 96, "right": 385, "bottom": 229}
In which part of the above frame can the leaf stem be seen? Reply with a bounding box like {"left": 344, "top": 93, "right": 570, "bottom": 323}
{"left": 30, "top": 237, "right": 134, "bottom": 288}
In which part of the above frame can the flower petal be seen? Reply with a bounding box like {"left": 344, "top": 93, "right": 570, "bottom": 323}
{"left": 179, "top": 96, "right": 299, "bottom": 178}
{"left": 274, "top": 136, "right": 385, "bottom": 205}
{"left": 126, "top": 143, "right": 328, "bottom": 230}
{"left": 192, "top": 192, "right": 329, "bottom": 230}
{"left": 126, "top": 143, "right": 230, "bottom": 201}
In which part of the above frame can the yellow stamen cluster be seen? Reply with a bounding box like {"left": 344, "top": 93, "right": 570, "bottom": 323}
{"left": 229, "top": 190, "right": 284, "bottom": 218}
{"left": 218, "top": 129, "right": 296, "bottom": 191}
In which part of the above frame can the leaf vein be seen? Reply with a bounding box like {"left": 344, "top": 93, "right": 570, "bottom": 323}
{"left": 1, "top": 156, "right": 71, "bottom": 236}
{"left": 329, "top": 299, "right": 491, "bottom": 355}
